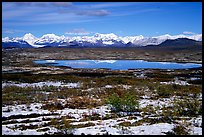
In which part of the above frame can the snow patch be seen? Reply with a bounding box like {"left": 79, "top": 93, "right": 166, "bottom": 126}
{"left": 2, "top": 81, "right": 81, "bottom": 88}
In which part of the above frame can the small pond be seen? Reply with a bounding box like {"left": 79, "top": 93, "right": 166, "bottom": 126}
{"left": 33, "top": 60, "right": 202, "bottom": 70}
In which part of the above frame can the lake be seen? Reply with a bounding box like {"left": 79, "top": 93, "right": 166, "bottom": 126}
{"left": 33, "top": 60, "right": 202, "bottom": 70}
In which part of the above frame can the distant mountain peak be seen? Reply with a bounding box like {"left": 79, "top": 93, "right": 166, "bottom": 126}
{"left": 23, "top": 33, "right": 35, "bottom": 37}
{"left": 158, "top": 37, "right": 200, "bottom": 47}
{"left": 22, "top": 33, "right": 37, "bottom": 46}
{"left": 41, "top": 33, "right": 60, "bottom": 39}
{"left": 153, "top": 34, "right": 172, "bottom": 39}
{"left": 2, "top": 37, "right": 10, "bottom": 42}
{"left": 23, "top": 33, "right": 36, "bottom": 40}
{"left": 94, "top": 33, "right": 118, "bottom": 38}
{"left": 2, "top": 33, "right": 202, "bottom": 48}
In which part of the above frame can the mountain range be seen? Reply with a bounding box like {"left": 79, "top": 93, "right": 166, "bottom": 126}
{"left": 2, "top": 33, "right": 202, "bottom": 48}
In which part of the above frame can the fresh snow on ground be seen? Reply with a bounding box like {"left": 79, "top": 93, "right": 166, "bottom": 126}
{"left": 2, "top": 100, "right": 202, "bottom": 135}
{"left": 72, "top": 122, "right": 174, "bottom": 135}
{"left": 2, "top": 81, "right": 81, "bottom": 88}
{"left": 2, "top": 99, "right": 202, "bottom": 135}
{"left": 190, "top": 127, "right": 202, "bottom": 135}
{"left": 160, "top": 77, "right": 190, "bottom": 85}
{"left": 2, "top": 103, "right": 50, "bottom": 117}
{"left": 2, "top": 80, "right": 202, "bottom": 135}
{"left": 139, "top": 97, "right": 173, "bottom": 108}
{"left": 2, "top": 126, "right": 43, "bottom": 135}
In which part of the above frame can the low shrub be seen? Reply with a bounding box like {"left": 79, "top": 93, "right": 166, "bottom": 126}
{"left": 105, "top": 91, "right": 139, "bottom": 112}
{"left": 65, "top": 96, "right": 102, "bottom": 109}
{"left": 156, "top": 85, "right": 172, "bottom": 98}
{"left": 173, "top": 97, "right": 202, "bottom": 117}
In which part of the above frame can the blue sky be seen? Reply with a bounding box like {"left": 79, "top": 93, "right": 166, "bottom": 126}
{"left": 2, "top": 2, "right": 202, "bottom": 38}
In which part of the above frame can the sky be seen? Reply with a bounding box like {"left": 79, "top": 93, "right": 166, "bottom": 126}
{"left": 2, "top": 2, "right": 202, "bottom": 38}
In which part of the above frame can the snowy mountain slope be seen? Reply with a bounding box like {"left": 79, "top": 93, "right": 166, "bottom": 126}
{"left": 2, "top": 33, "right": 202, "bottom": 48}
{"left": 2, "top": 40, "right": 33, "bottom": 48}
{"left": 22, "top": 33, "right": 42, "bottom": 47}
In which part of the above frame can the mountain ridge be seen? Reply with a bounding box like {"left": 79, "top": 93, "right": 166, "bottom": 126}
{"left": 2, "top": 33, "right": 202, "bottom": 48}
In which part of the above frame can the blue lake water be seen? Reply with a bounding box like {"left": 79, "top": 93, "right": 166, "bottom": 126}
{"left": 33, "top": 60, "right": 202, "bottom": 70}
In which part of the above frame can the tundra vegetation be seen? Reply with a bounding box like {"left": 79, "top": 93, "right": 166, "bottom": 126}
{"left": 2, "top": 48, "right": 202, "bottom": 135}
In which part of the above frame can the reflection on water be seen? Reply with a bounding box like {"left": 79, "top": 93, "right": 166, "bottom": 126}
{"left": 33, "top": 60, "right": 202, "bottom": 70}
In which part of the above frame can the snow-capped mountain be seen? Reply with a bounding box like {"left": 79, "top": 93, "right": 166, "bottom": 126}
{"left": 37, "top": 34, "right": 61, "bottom": 43}
{"left": 2, "top": 33, "right": 202, "bottom": 48}
{"left": 188, "top": 34, "right": 202, "bottom": 41}
{"left": 120, "top": 35, "right": 144, "bottom": 44}
{"left": 135, "top": 33, "right": 202, "bottom": 46}
{"left": 22, "top": 33, "right": 39, "bottom": 47}
{"left": 2, "top": 37, "right": 11, "bottom": 42}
